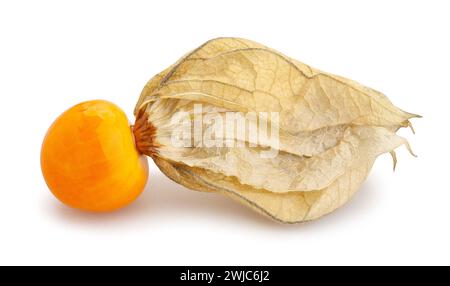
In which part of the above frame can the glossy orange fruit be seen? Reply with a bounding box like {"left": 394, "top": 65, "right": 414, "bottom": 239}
{"left": 41, "top": 100, "right": 149, "bottom": 211}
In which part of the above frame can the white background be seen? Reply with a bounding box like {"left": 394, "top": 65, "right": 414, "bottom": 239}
{"left": 0, "top": 0, "right": 448, "bottom": 266}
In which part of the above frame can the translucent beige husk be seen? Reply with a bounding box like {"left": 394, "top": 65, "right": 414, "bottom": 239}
{"left": 133, "top": 37, "right": 419, "bottom": 223}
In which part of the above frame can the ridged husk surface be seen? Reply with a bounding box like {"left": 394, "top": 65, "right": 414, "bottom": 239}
{"left": 134, "top": 37, "right": 419, "bottom": 223}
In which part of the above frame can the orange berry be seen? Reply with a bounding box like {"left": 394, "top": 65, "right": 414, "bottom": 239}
{"left": 41, "top": 100, "right": 149, "bottom": 212}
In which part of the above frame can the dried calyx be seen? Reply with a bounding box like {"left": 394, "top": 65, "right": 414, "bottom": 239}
{"left": 133, "top": 111, "right": 159, "bottom": 157}
{"left": 133, "top": 37, "right": 420, "bottom": 223}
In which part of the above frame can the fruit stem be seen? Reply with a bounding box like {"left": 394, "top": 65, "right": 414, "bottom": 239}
{"left": 133, "top": 111, "right": 159, "bottom": 157}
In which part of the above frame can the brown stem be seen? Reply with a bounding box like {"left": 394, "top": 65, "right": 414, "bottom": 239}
{"left": 133, "top": 110, "right": 159, "bottom": 157}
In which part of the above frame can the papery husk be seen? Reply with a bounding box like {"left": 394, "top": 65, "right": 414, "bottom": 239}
{"left": 133, "top": 37, "right": 419, "bottom": 223}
